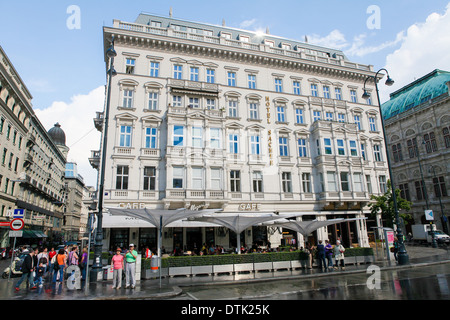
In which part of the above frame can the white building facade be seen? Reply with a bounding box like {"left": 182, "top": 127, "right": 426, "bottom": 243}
{"left": 94, "top": 13, "right": 389, "bottom": 253}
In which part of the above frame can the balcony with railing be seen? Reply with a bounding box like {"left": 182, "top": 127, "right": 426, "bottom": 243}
{"left": 89, "top": 150, "right": 100, "bottom": 170}
{"left": 94, "top": 112, "right": 104, "bottom": 132}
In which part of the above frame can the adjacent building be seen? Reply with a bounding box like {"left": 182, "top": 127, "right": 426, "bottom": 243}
{"left": 93, "top": 13, "right": 390, "bottom": 253}
{"left": 0, "top": 46, "right": 66, "bottom": 246}
{"left": 382, "top": 69, "right": 450, "bottom": 234}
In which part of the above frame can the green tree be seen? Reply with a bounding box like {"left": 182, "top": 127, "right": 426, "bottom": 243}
{"left": 368, "top": 180, "right": 412, "bottom": 228}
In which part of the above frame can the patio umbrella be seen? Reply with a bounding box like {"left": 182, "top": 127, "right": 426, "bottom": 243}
{"left": 106, "top": 206, "right": 221, "bottom": 287}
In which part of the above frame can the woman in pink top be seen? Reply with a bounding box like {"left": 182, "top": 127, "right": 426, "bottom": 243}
{"left": 111, "top": 248, "right": 124, "bottom": 289}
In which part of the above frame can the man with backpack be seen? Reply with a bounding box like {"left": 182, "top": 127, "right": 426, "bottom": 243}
{"left": 14, "top": 248, "right": 37, "bottom": 291}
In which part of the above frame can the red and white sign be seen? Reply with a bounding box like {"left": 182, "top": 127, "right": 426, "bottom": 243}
{"left": 10, "top": 219, "right": 24, "bottom": 231}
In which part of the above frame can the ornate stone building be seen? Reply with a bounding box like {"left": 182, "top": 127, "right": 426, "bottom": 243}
{"left": 382, "top": 69, "right": 450, "bottom": 234}
{"left": 0, "top": 46, "right": 66, "bottom": 246}
{"left": 92, "top": 13, "right": 389, "bottom": 252}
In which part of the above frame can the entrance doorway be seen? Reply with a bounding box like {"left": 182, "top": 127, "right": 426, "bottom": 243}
{"left": 186, "top": 228, "right": 202, "bottom": 254}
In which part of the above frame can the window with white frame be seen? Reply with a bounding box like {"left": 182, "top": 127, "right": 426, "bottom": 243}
{"left": 145, "top": 127, "right": 158, "bottom": 149}
{"left": 354, "top": 114, "right": 362, "bottom": 130}
{"left": 229, "top": 133, "right": 239, "bottom": 154}
{"left": 230, "top": 170, "right": 241, "bottom": 192}
{"left": 324, "top": 138, "right": 332, "bottom": 154}
{"left": 325, "top": 111, "right": 334, "bottom": 121}
{"left": 323, "top": 86, "right": 330, "bottom": 98}
{"left": 293, "top": 81, "right": 301, "bottom": 95}
{"left": 369, "top": 116, "right": 377, "bottom": 131}
{"left": 252, "top": 171, "right": 263, "bottom": 192}
{"left": 338, "top": 113, "right": 345, "bottom": 123}
{"left": 350, "top": 90, "right": 357, "bottom": 103}
{"left": 276, "top": 105, "right": 286, "bottom": 122}
{"left": 313, "top": 110, "right": 321, "bottom": 122}
{"left": 192, "top": 127, "right": 203, "bottom": 148}
{"left": 173, "top": 125, "right": 184, "bottom": 146}
{"left": 173, "top": 166, "right": 184, "bottom": 188}
{"left": 122, "top": 89, "right": 134, "bottom": 108}
{"left": 116, "top": 165, "right": 129, "bottom": 190}
{"left": 206, "top": 98, "right": 216, "bottom": 110}
{"left": 379, "top": 175, "right": 387, "bottom": 193}
{"left": 143, "top": 166, "right": 156, "bottom": 191}
{"left": 327, "top": 171, "right": 337, "bottom": 192}
{"left": 282, "top": 172, "right": 292, "bottom": 193}
{"left": 192, "top": 167, "right": 204, "bottom": 189}
{"left": 275, "top": 78, "right": 283, "bottom": 93}
{"left": 249, "top": 102, "right": 259, "bottom": 120}
{"left": 172, "top": 95, "right": 182, "bottom": 107}
{"left": 148, "top": 92, "right": 159, "bottom": 110}
{"left": 353, "top": 173, "right": 363, "bottom": 192}
{"left": 361, "top": 143, "right": 366, "bottom": 160}
{"left": 173, "top": 65, "right": 183, "bottom": 79}
{"left": 210, "top": 128, "right": 221, "bottom": 149}
{"left": 126, "top": 58, "right": 135, "bottom": 74}
{"left": 335, "top": 87, "right": 342, "bottom": 100}
{"left": 279, "top": 136, "right": 289, "bottom": 156}
{"left": 227, "top": 71, "right": 236, "bottom": 87}
{"left": 340, "top": 172, "right": 350, "bottom": 191}
{"left": 298, "top": 138, "right": 307, "bottom": 157}
{"left": 366, "top": 175, "right": 372, "bottom": 193}
{"left": 119, "top": 125, "right": 132, "bottom": 147}
{"left": 373, "top": 144, "right": 382, "bottom": 161}
{"left": 188, "top": 97, "right": 200, "bottom": 108}
{"left": 349, "top": 140, "right": 358, "bottom": 156}
{"left": 302, "top": 173, "right": 311, "bottom": 193}
{"left": 206, "top": 68, "right": 215, "bottom": 83}
{"left": 311, "top": 84, "right": 319, "bottom": 97}
{"left": 228, "top": 100, "right": 238, "bottom": 118}
{"left": 250, "top": 134, "right": 261, "bottom": 155}
{"left": 190, "top": 66, "right": 199, "bottom": 81}
{"left": 149, "top": 62, "right": 159, "bottom": 77}
{"left": 248, "top": 74, "right": 256, "bottom": 89}
{"left": 210, "top": 168, "right": 222, "bottom": 190}
{"left": 295, "top": 108, "right": 304, "bottom": 124}
{"left": 337, "top": 139, "right": 345, "bottom": 155}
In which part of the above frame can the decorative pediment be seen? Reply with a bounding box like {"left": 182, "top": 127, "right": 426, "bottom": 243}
{"left": 292, "top": 99, "right": 307, "bottom": 106}
{"left": 390, "top": 134, "right": 400, "bottom": 143}
{"left": 203, "top": 62, "right": 219, "bottom": 68}
{"left": 245, "top": 93, "right": 263, "bottom": 101}
{"left": 246, "top": 123, "right": 265, "bottom": 131}
{"left": 307, "top": 77, "right": 321, "bottom": 83}
{"left": 226, "top": 122, "right": 244, "bottom": 129}
{"left": 421, "top": 122, "right": 433, "bottom": 131}
{"left": 333, "top": 82, "right": 344, "bottom": 87}
{"left": 369, "top": 135, "right": 384, "bottom": 142}
{"left": 115, "top": 112, "right": 138, "bottom": 121}
{"left": 277, "top": 126, "right": 293, "bottom": 134}
{"left": 350, "top": 107, "right": 364, "bottom": 114}
{"left": 337, "top": 159, "right": 352, "bottom": 166}
{"left": 187, "top": 59, "right": 203, "bottom": 66}
{"left": 143, "top": 81, "right": 164, "bottom": 89}
{"left": 141, "top": 115, "right": 163, "bottom": 124}
{"left": 224, "top": 91, "right": 241, "bottom": 99}
{"left": 170, "top": 57, "right": 187, "bottom": 64}
{"left": 119, "top": 79, "right": 139, "bottom": 88}
{"left": 273, "top": 97, "right": 289, "bottom": 104}
{"left": 320, "top": 80, "right": 333, "bottom": 85}
{"left": 405, "top": 129, "right": 416, "bottom": 137}
{"left": 294, "top": 128, "right": 309, "bottom": 136}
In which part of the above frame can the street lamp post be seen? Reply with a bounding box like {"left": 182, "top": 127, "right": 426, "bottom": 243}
{"left": 415, "top": 139, "right": 437, "bottom": 248}
{"left": 363, "top": 68, "right": 409, "bottom": 265}
{"left": 90, "top": 37, "right": 117, "bottom": 280}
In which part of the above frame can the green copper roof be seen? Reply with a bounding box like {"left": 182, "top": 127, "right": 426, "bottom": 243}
{"left": 381, "top": 69, "right": 450, "bottom": 120}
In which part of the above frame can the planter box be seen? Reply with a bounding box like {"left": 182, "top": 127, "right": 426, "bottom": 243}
{"left": 192, "top": 265, "right": 213, "bottom": 276}
{"left": 290, "top": 261, "right": 303, "bottom": 270}
{"left": 234, "top": 263, "right": 253, "bottom": 273}
{"left": 273, "top": 261, "right": 291, "bottom": 271}
{"left": 254, "top": 262, "right": 273, "bottom": 272}
{"left": 213, "top": 264, "right": 234, "bottom": 275}
{"left": 169, "top": 266, "right": 191, "bottom": 277}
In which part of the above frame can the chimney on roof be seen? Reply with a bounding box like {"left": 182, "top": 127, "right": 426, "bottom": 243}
{"left": 169, "top": 7, "right": 173, "bottom": 18}
{"left": 266, "top": 27, "right": 270, "bottom": 34}
{"left": 222, "top": 19, "right": 226, "bottom": 26}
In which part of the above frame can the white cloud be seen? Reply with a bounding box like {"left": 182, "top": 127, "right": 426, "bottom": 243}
{"left": 381, "top": 3, "right": 450, "bottom": 101}
{"left": 307, "top": 29, "right": 348, "bottom": 50}
{"left": 35, "top": 86, "right": 104, "bottom": 187}
{"left": 239, "top": 18, "right": 258, "bottom": 29}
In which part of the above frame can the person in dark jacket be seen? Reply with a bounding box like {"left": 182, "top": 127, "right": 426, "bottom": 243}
{"left": 316, "top": 240, "right": 327, "bottom": 271}
{"left": 14, "top": 249, "right": 37, "bottom": 291}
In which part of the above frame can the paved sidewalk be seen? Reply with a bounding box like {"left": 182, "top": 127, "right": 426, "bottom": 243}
{"left": 1, "top": 244, "right": 448, "bottom": 300}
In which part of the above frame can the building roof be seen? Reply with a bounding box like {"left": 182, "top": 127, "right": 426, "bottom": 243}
{"left": 47, "top": 122, "right": 66, "bottom": 146}
{"left": 134, "top": 12, "right": 348, "bottom": 61}
{"left": 381, "top": 69, "right": 450, "bottom": 120}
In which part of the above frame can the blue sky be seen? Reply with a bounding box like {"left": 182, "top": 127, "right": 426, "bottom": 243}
{"left": 2, "top": 0, "right": 450, "bottom": 186}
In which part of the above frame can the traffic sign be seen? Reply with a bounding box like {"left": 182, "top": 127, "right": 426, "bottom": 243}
{"left": 425, "top": 210, "right": 434, "bottom": 221}
{"left": 9, "top": 231, "right": 23, "bottom": 238}
{"left": 13, "top": 209, "right": 24, "bottom": 218}
{"left": 10, "top": 218, "right": 24, "bottom": 231}
{"left": 0, "top": 221, "right": 10, "bottom": 227}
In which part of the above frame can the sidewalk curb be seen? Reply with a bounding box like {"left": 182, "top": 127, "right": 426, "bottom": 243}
{"left": 93, "top": 286, "right": 183, "bottom": 300}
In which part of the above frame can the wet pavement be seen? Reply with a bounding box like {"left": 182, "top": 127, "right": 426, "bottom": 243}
{"left": 0, "top": 244, "right": 449, "bottom": 301}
